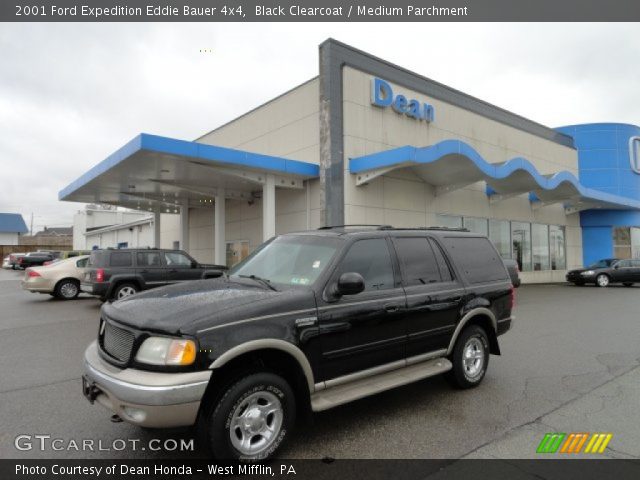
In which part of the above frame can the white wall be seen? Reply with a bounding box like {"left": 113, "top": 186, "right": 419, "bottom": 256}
{"left": 0, "top": 232, "right": 19, "bottom": 245}
{"left": 73, "top": 209, "right": 154, "bottom": 250}
{"left": 198, "top": 78, "right": 320, "bottom": 165}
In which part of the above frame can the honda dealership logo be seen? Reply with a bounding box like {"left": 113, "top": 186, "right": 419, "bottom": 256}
{"left": 630, "top": 136, "right": 640, "bottom": 174}
{"left": 371, "top": 77, "right": 435, "bottom": 123}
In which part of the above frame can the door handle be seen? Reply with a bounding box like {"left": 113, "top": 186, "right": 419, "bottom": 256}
{"left": 384, "top": 303, "right": 400, "bottom": 313}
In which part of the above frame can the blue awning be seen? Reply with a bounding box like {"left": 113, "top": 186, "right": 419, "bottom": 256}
{"left": 59, "top": 134, "right": 319, "bottom": 211}
{"left": 350, "top": 140, "right": 640, "bottom": 212}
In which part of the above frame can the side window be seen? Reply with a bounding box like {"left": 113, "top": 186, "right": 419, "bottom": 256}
{"left": 632, "top": 260, "right": 640, "bottom": 267}
{"left": 110, "top": 252, "right": 132, "bottom": 267}
{"left": 617, "top": 260, "right": 632, "bottom": 268}
{"left": 339, "top": 238, "right": 394, "bottom": 291}
{"left": 395, "top": 237, "right": 441, "bottom": 286}
{"left": 429, "top": 238, "right": 453, "bottom": 282}
{"left": 76, "top": 258, "right": 89, "bottom": 268}
{"left": 137, "top": 252, "right": 162, "bottom": 267}
{"left": 164, "top": 252, "right": 192, "bottom": 267}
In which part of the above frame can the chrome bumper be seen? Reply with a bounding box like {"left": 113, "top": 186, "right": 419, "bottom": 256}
{"left": 83, "top": 341, "right": 211, "bottom": 428}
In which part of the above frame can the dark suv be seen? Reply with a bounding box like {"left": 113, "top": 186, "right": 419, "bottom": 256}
{"left": 81, "top": 248, "right": 225, "bottom": 301}
{"left": 82, "top": 227, "right": 514, "bottom": 460}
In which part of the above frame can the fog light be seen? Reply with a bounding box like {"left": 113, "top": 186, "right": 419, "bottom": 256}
{"left": 122, "top": 406, "right": 147, "bottom": 423}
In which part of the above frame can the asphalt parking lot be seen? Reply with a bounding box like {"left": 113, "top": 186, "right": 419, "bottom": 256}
{"left": 1, "top": 267, "right": 639, "bottom": 459}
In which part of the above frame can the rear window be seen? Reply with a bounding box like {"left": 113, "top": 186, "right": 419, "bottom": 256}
{"left": 88, "top": 251, "right": 109, "bottom": 267}
{"left": 442, "top": 236, "right": 508, "bottom": 284}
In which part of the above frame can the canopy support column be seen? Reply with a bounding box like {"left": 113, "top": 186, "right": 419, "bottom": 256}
{"left": 180, "top": 200, "right": 190, "bottom": 252}
{"left": 263, "top": 174, "right": 276, "bottom": 241}
{"left": 153, "top": 212, "right": 161, "bottom": 248}
{"left": 214, "top": 189, "right": 226, "bottom": 266}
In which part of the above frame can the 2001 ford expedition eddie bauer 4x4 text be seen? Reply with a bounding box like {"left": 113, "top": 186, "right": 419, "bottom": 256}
{"left": 82, "top": 226, "right": 514, "bottom": 460}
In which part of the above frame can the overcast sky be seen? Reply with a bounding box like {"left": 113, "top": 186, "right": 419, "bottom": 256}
{"left": 1, "top": 23, "right": 638, "bottom": 233}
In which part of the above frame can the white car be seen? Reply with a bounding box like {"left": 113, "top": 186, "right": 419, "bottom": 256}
{"left": 2, "top": 255, "right": 10, "bottom": 269}
{"left": 21, "top": 255, "right": 90, "bottom": 300}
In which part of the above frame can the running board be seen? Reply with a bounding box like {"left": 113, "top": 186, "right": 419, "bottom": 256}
{"left": 310, "top": 357, "right": 452, "bottom": 412}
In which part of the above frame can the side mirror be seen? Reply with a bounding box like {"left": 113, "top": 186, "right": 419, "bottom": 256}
{"left": 335, "top": 272, "right": 365, "bottom": 296}
{"left": 202, "top": 269, "right": 224, "bottom": 279}
{"left": 614, "top": 264, "right": 620, "bottom": 269}
{"left": 191, "top": 260, "right": 198, "bottom": 268}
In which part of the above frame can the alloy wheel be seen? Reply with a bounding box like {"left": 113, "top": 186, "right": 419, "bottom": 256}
{"left": 229, "top": 390, "right": 284, "bottom": 456}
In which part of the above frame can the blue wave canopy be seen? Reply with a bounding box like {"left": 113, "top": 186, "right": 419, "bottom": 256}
{"left": 349, "top": 140, "right": 640, "bottom": 210}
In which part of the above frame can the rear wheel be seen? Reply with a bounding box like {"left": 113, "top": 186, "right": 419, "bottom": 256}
{"left": 54, "top": 279, "right": 79, "bottom": 300}
{"left": 112, "top": 283, "right": 139, "bottom": 300}
{"left": 205, "top": 372, "right": 295, "bottom": 461}
{"left": 447, "top": 325, "right": 490, "bottom": 389}
{"left": 596, "top": 274, "right": 610, "bottom": 287}
{"left": 623, "top": 282, "right": 634, "bottom": 287}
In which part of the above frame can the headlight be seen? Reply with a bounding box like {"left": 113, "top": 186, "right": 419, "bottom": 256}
{"left": 581, "top": 270, "right": 595, "bottom": 276}
{"left": 135, "top": 337, "right": 196, "bottom": 366}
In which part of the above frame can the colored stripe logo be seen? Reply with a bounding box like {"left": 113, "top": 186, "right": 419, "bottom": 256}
{"left": 537, "top": 433, "right": 612, "bottom": 454}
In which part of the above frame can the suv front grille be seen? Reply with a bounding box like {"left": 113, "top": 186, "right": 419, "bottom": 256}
{"left": 101, "top": 320, "right": 135, "bottom": 363}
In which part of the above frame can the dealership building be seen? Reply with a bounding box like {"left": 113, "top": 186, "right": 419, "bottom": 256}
{"left": 59, "top": 39, "right": 640, "bottom": 283}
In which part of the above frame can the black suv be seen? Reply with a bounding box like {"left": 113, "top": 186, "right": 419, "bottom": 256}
{"left": 81, "top": 248, "right": 225, "bottom": 301}
{"left": 82, "top": 227, "right": 514, "bottom": 460}
{"left": 566, "top": 258, "right": 640, "bottom": 287}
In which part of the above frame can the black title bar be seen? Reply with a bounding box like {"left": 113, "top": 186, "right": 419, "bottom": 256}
{"left": 2, "top": 0, "right": 640, "bottom": 22}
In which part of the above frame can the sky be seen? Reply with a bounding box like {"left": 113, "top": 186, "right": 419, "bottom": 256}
{"left": 1, "top": 23, "right": 639, "bottom": 233}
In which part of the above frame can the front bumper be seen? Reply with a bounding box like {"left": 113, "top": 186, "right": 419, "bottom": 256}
{"left": 83, "top": 341, "right": 211, "bottom": 428}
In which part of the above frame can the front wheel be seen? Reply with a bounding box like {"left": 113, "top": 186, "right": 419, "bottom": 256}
{"left": 205, "top": 372, "right": 295, "bottom": 461}
{"left": 596, "top": 274, "right": 610, "bottom": 287}
{"left": 447, "top": 325, "right": 490, "bottom": 389}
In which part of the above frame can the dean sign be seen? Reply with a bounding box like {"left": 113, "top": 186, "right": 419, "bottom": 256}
{"left": 371, "top": 77, "right": 435, "bottom": 123}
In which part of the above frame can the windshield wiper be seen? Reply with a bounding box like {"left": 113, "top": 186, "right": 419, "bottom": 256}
{"left": 238, "top": 274, "right": 278, "bottom": 292}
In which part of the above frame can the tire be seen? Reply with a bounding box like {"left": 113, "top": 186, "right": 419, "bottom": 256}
{"left": 447, "top": 325, "right": 490, "bottom": 389}
{"left": 112, "top": 283, "right": 139, "bottom": 300}
{"left": 205, "top": 372, "right": 295, "bottom": 461}
{"left": 596, "top": 274, "right": 610, "bottom": 287}
{"left": 54, "top": 279, "right": 80, "bottom": 300}
{"left": 623, "top": 282, "right": 634, "bottom": 287}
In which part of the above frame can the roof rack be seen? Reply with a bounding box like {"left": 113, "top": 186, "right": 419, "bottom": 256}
{"left": 318, "top": 224, "right": 393, "bottom": 230}
{"left": 379, "top": 226, "right": 470, "bottom": 232}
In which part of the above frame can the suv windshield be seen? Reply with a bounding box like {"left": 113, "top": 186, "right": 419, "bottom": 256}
{"left": 229, "top": 235, "right": 340, "bottom": 287}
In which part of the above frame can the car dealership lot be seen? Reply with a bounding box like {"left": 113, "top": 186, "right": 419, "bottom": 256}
{"left": 1, "top": 267, "right": 639, "bottom": 459}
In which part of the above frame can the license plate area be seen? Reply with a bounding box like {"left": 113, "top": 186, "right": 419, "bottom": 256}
{"left": 82, "top": 375, "right": 100, "bottom": 404}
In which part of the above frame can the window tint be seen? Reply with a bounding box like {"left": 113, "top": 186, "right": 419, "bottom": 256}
{"left": 429, "top": 238, "right": 453, "bottom": 282}
{"left": 443, "top": 237, "right": 508, "bottom": 284}
{"left": 76, "top": 258, "right": 89, "bottom": 268}
{"left": 617, "top": 260, "right": 632, "bottom": 268}
{"left": 339, "top": 238, "right": 394, "bottom": 291}
{"left": 164, "top": 252, "right": 192, "bottom": 266}
{"left": 395, "top": 237, "right": 441, "bottom": 286}
{"left": 110, "top": 252, "right": 132, "bottom": 267}
{"left": 137, "top": 252, "right": 162, "bottom": 267}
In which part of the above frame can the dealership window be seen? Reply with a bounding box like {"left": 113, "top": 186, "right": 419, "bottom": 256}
{"left": 489, "top": 219, "right": 511, "bottom": 259}
{"left": 435, "top": 214, "right": 462, "bottom": 229}
{"left": 613, "top": 227, "right": 632, "bottom": 259}
{"left": 463, "top": 217, "right": 488, "bottom": 236}
{"left": 549, "top": 225, "right": 566, "bottom": 270}
{"left": 532, "top": 224, "right": 550, "bottom": 271}
{"left": 511, "top": 222, "right": 532, "bottom": 271}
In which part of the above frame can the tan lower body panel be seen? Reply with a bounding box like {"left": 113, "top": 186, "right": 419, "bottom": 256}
{"left": 310, "top": 357, "right": 453, "bottom": 412}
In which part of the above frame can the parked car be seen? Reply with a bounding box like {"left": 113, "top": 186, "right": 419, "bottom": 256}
{"left": 8, "top": 253, "right": 26, "bottom": 269}
{"left": 82, "top": 226, "right": 514, "bottom": 460}
{"left": 502, "top": 258, "right": 521, "bottom": 287}
{"left": 2, "top": 255, "right": 10, "bottom": 269}
{"left": 17, "top": 252, "right": 55, "bottom": 269}
{"left": 566, "top": 258, "right": 640, "bottom": 287}
{"left": 80, "top": 248, "right": 226, "bottom": 301}
{"left": 59, "top": 250, "right": 93, "bottom": 260}
{"left": 21, "top": 255, "right": 90, "bottom": 299}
